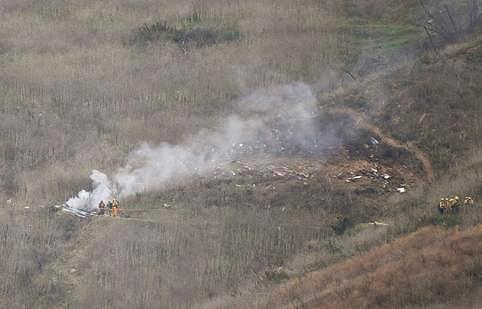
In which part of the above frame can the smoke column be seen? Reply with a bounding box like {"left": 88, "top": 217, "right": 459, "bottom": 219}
{"left": 66, "top": 83, "right": 335, "bottom": 210}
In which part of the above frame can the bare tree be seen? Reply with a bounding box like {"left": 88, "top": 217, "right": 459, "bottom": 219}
{"left": 468, "top": 0, "right": 481, "bottom": 29}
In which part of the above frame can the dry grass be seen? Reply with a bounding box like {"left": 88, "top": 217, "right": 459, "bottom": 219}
{"left": 0, "top": 0, "right": 357, "bottom": 205}
{"left": 0, "top": 1, "right": 480, "bottom": 308}
{"left": 266, "top": 224, "right": 482, "bottom": 309}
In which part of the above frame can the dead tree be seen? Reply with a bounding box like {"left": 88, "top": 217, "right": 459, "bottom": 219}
{"left": 418, "top": 0, "right": 458, "bottom": 43}
{"left": 418, "top": 0, "right": 480, "bottom": 47}
{"left": 468, "top": 0, "right": 481, "bottom": 29}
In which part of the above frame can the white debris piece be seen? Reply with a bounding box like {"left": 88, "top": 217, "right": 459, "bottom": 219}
{"left": 61, "top": 204, "right": 96, "bottom": 218}
{"left": 368, "top": 221, "right": 390, "bottom": 226}
{"left": 346, "top": 175, "right": 363, "bottom": 182}
{"left": 370, "top": 137, "right": 380, "bottom": 145}
{"left": 383, "top": 174, "right": 391, "bottom": 180}
{"left": 397, "top": 187, "right": 407, "bottom": 193}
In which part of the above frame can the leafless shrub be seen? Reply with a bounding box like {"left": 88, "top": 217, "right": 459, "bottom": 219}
{"left": 419, "top": 0, "right": 481, "bottom": 47}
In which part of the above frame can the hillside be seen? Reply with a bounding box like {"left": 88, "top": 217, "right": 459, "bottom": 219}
{"left": 266, "top": 224, "right": 482, "bottom": 308}
{"left": 0, "top": 1, "right": 481, "bottom": 308}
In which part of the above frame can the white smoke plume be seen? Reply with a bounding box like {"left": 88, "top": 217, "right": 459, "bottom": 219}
{"left": 65, "top": 83, "right": 335, "bottom": 211}
{"left": 66, "top": 170, "right": 113, "bottom": 210}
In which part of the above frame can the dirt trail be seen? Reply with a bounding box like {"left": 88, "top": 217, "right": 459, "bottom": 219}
{"left": 313, "top": 58, "right": 434, "bottom": 182}
{"left": 325, "top": 107, "right": 435, "bottom": 183}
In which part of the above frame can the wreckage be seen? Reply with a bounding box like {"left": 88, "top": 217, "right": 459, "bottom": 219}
{"left": 53, "top": 204, "right": 97, "bottom": 218}
{"left": 53, "top": 202, "right": 127, "bottom": 219}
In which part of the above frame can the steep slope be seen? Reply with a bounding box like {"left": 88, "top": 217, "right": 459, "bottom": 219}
{"left": 266, "top": 224, "right": 482, "bottom": 308}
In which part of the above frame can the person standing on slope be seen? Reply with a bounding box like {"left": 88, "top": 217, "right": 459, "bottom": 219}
{"left": 107, "top": 200, "right": 113, "bottom": 216}
{"left": 98, "top": 200, "right": 106, "bottom": 216}
{"left": 112, "top": 198, "right": 119, "bottom": 217}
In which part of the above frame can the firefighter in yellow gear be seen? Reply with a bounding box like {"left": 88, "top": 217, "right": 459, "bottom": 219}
{"left": 438, "top": 196, "right": 458, "bottom": 214}
{"left": 464, "top": 196, "right": 474, "bottom": 206}
{"left": 438, "top": 198, "right": 448, "bottom": 214}
{"left": 451, "top": 196, "right": 461, "bottom": 212}
{"left": 112, "top": 199, "right": 119, "bottom": 217}
{"left": 439, "top": 195, "right": 476, "bottom": 214}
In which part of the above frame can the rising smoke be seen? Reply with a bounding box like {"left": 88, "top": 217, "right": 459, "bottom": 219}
{"left": 66, "top": 83, "right": 337, "bottom": 210}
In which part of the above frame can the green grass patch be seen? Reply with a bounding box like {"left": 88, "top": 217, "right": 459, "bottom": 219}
{"left": 425, "top": 214, "right": 462, "bottom": 228}
{"left": 332, "top": 217, "right": 354, "bottom": 235}
{"left": 346, "top": 22, "right": 424, "bottom": 50}
{"left": 130, "top": 14, "right": 241, "bottom": 49}
{"left": 345, "top": 223, "right": 373, "bottom": 236}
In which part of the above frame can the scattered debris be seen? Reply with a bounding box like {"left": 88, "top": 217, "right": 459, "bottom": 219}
{"left": 162, "top": 203, "right": 172, "bottom": 209}
{"left": 295, "top": 170, "right": 311, "bottom": 179}
{"left": 397, "top": 187, "right": 407, "bottom": 193}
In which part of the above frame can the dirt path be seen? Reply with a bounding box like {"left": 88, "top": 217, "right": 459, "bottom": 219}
{"left": 312, "top": 58, "right": 434, "bottom": 182}
{"left": 325, "top": 107, "right": 434, "bottom": 183}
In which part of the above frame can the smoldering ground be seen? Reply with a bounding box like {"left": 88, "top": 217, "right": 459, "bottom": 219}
{"left": 66, "top": 82, "right": 340, "bottom": 210}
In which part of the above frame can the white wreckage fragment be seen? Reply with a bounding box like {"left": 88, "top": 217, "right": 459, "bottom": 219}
{"left": 370, "top": 137, "right": 380, "bottom": 145}
{"left": 346, "top": 175, "right": 363, "bottom": 182}
{"left": 56, "top": 204, "right": 96, "bottom": 218}
{"left": 368, "top": 221, "right": 390, "bottom": 226}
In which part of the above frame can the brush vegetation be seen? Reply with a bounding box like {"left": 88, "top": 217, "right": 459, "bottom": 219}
{"left": 0, "top": 0, "right": 481, "bottom": 308}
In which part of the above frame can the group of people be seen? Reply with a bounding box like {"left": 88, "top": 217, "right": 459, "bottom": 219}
{"left": 97, "top": 199, "right": 120, "bottom": 217}
{"left": 438, "top": 195, "right": 474, "bottom": 214}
